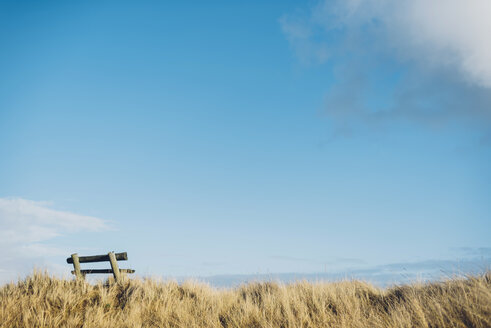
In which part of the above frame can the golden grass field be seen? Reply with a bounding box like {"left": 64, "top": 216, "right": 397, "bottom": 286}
{"left": 0, "top": 271, "right": 490, "bottom": 328}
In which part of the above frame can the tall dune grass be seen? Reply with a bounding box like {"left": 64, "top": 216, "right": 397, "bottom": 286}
{"left": 1, "top": 271, "right": 489, "bottom": 327}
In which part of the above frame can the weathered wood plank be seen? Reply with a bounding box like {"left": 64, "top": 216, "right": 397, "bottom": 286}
{"left": 108, "top": 252, "right": 121, "bottom": 282}
{"left": 71, "top": 253, "right": 83, "bottom": 280}
{"left": 71, "top": 269, "right": 135, "bottom": 274}
{"left": 66, "top": 252, "right": 127, "bottom": 264}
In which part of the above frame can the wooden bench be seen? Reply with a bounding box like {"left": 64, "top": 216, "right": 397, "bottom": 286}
{"left": 67, "top": 251, "right": 135, "bottom": 282}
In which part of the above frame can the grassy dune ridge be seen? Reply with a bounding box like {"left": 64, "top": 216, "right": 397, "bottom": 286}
{"left": 0, "top": 271, "right": 490, "bottom": 327}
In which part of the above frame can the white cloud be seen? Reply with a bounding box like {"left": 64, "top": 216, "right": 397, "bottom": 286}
{"left": 282, "top": 0, "right": 491, "bottom": 88}
{"left": 279, "top": 15, "right": 330, "bottom": 65}
{"left": 0, "top": 198, "right": 110, "bottom": 283}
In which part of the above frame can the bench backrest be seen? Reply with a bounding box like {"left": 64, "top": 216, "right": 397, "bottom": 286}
{"left": 67, "top": 251, "right": 135, "bottom": 282}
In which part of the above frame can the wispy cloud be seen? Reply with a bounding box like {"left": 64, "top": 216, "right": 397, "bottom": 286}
{"left": 280, "top": 0, "right": 491, "bottom": 132}
{"left": 283, "top": 0, "right": 491, "bottom": 87}
{"left": 269, "top": 255, "right": 365, "bottom": 266}
{"left": 452, "top": 247, "right": 491, "bottom": 258}
{"left": 279, "top": 15, "right": 330, "bottom": 65}
{"left": 200, "top": 253, "right": 490, "bottom": 287}
{"left": 0, "top": 198, "right": 110, "bottom": 283}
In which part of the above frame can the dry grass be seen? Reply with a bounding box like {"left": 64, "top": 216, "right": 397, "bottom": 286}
{"left": 1, "top": 271, "right": 490, "bottom": 328}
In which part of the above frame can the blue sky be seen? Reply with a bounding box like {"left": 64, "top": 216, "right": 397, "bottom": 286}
{"left": 1, "top": 0, "right": 490, "bottom": 284}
